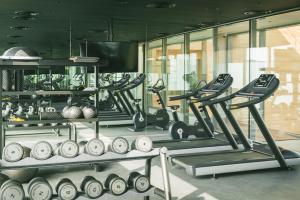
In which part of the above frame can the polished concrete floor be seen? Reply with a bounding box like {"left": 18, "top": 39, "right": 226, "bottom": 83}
{"left": 4, "top": 122, "right": 300, "bottom": 200}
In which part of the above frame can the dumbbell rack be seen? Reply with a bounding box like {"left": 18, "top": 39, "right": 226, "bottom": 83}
{"left": 21, "top": 185, "right": 161, "bottom": 200}
{"left": 0, "top": 147, "right": 172, "bottom": 200}
{"left": 0, "top": 59, "right": 101, "bottom": 158}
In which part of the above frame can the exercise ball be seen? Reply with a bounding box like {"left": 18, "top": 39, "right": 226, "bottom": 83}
{"left": 67, "top": 106, "right": 83, "bottom": 119}
{"left": 0, "top": 47, "right": 41, "bottom": 60}
{"left": 82, "top": 106, "right": 96, "bottom": 119}
{"left": 2, "top": 168, "right": 39, "bottom": 183}
{"left": 62, "top": 106, "right": 70, "bottom": 119}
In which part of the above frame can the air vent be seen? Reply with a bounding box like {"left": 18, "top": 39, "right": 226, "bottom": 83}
{"left": 10, "top": 26, "right": 31, "bottom": 30}
{"left": 12, "top": 10, "right": 39, "bottom": 20}
{"left": 146, "top": 2, "right": 176, "bottom": 8}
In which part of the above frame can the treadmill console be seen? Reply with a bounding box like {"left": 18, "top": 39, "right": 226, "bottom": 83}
{"left": 212, "top": 74, "right": 230, "bottom": 86}
{"left": 254, "top": 74, "right": 275, "bottom": 88}
{"left": 204, "top": 74, "right": 232, "bottom": 92}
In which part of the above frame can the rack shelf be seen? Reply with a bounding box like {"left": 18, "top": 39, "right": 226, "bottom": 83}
{"left": 3, "top": 118, "right": 98, "bottom": 126}
{"left": 0, "top": 149, "right": 160, "bottom": 170}
{"left": 21, "top": 186, "right": 163, "bottom": 200}
{"left": 2, "top": 90, "right": 97, "bottom": 96}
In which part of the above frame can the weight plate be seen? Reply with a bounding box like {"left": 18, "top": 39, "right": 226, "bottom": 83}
{"left": 110, "top": 178, "right": 127, "bottom": 195}
{"left": 134, "top": 136, "right": 152, "bottom": 152}
{"left": 0, "top": 180, "right": 25, "bottom": 200}
{"left": 3, "top": 143, "right": 24, "bottom": 162}
{"left": 58, "top": 182, "right": 77, "bottom": 200}
{"left": 28, "top": 179, "right": 53, "bottom": 200}
{"left": 134, "top": 176, "right": 150, "bottom": 193}
{"left": 85, "top": 138, "right": 105, "bottom": 156}
{"left": 111, "top": 137, "right": 129, "bottom": 154}
{"left": 59, "top": 140, "right": 79, "bottom": 158}
{"left": 31, "top": 141, "right": 53, "bottom": 160}
{"left": 84, "top": 179, "right": 103, "bottom": 199}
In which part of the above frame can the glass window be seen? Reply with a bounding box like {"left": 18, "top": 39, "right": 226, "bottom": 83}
{"left": 188, "top": 29, "right": 213, "bottom": 123}
{"left": 216, "top": 21, "right": 250, "bottom": 135}
{"left": 146, "top": 40, "right": 163, "bottom": 109}
{"left": 166, "top": 35, "right": 186, "bottom": 116}
{"left": 252, "top": 10, "right": 300, "bottom": 141}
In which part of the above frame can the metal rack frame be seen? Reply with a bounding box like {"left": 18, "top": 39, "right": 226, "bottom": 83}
{"left": 0, "top": 59, "right": 172, "bottom": 200}
{"left": 0, "top": 59, "right": 100, "bottom": 158}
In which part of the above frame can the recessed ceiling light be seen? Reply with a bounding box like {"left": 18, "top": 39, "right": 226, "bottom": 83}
{"left": 12, "top": 10, "right": 39, "bottom": 20}
{"left": 198, "top": 22, "right": 216, "bottom": 27}
{"left": 156, "top": 32, "right": 168, "bottom": 36}
{"left": 146, "top": 2, "right": 176, "bottom": 8}
{"left": 88, "top": 29, "right": 107, "bottom": 33}
{"left": 116, "top": 0, "right": 129, "bottom": 5}
{"left": 243, "top": 11, "right": 258, "bottom": 15}
{"left": 14, "top": 11, "right": 40, "bottom": 17}
{"left": 184, "top": 25, "right": 197, "bottom": 30}
{"left": 10, "top": 26, "right": 31, "bottom": 30}
{"left": 7, "top": 35, "right": 22, "bottom": 38}
{"left": 243, "top": 10, "right": 271, "bottom": 16}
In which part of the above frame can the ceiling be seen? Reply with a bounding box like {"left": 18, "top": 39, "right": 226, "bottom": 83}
{"left": 0, "top": 0, "right": 299, "bottom": 58}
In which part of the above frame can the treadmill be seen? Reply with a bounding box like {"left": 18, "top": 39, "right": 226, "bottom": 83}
{"left": 98, "top": 74, "right": 132, "bottom": 117}
{"left": 170, "top": 74, "right": 300, "bottom": 176}
{"left": 153, "top": 74, "right": 248, "bottom": 155}
{"left": 99, "top": 74, "right": 146, "bottom": 126}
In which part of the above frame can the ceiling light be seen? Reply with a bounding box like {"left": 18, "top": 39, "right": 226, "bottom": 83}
{"left": 14, "top": 11, "right": 40, "bottom": 17}
{"left": 243, "top": 10, "right": 272, "bottom": 16}
{"left": 10, "top": 26, "right": 31, "bottom": 30}
{"left": 156, "top": 32, "right": 168, "bottom": 37}
{"left": 146, "top": 2, "right": 176, "bottom": 8}
{"left": 88, "top": 29, "right": 107, "bottom": 34}
{"left": 243, "top": 11, "right": 258, "bottom": 15}
{"left": 116, "top": 0, "right": 129, "bottom": 5}
{"left": 184, "top": 25, "right": 197, "bottom": 30}
{"left": 12, "top": 10, "right": 39, "bottom": 20}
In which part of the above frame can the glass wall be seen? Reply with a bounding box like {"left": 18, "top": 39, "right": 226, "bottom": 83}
{"left": 166, "top": 35, "right": 187, "bottom": 119}
{"left": 251, "top": 10, "right": 300, "bottom": 141}
{"left": 146, "top": 40, "right": 163, "bottom": 109}
{"left": 216, "top": 21, "right": 250, "bottom": 136}
{"left": 145, "top": 9, "right": 300, "bottom": 145}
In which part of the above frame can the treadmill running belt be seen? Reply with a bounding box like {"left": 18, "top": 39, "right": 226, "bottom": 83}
{"left": 174, "top": 151, "right": 273, "bottom": 167}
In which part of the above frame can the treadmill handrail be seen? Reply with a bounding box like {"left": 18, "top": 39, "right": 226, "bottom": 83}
{"left": 117, "top": 74, "right": 146, "bottom": 91}
{"left": 99, "top": 74, "right": 131, "bottom": 90}
{"left": 169, "top": 80, "right": 208, "bottom": 101}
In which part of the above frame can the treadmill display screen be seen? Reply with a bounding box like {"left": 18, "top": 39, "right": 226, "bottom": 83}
{"left": 213, "top": 74, "right": 230, "bottom": 85}
{"left": 254, "top": 74, "right": 275, "bottom": 88}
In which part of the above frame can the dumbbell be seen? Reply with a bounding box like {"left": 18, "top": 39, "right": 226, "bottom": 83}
{"left": 0, "top": 174, "right": 25, "bottom": 200}
{"left": 54, "top": 140, "right": 79, "bottom": 158}
{"left": 127, "top": 172, "right": 150, "bottom": 193}
{"left": 2, "top": 142, "right": 31, "bottom": 162}
{"left": 55, "top": 178, "right": 78, "bottom": 200}
{"left": 108, "top": 137, "right": 129, "bottom": 154}
{"left": 104, "top": 174, "right": 127, "bottom": 196}
{"left": 80, "top": 176, "right": 104, "bottom": 199}
{"left": 28, "top": 177, "right": 53, "bottom": 200}
{"left": 79, "top": 138, "right": 105, "bottom": 156}
{"left": 131, "top": 136, "right": 153, "bottom": 152}
{"left": 31, "top": 141, "right": 53, "bottom": 160}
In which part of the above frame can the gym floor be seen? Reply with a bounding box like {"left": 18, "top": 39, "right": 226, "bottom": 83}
{"left": 5, "top": 122, "right": 300, "bottom": 200}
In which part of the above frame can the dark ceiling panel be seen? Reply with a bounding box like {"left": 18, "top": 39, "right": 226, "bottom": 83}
{"left": 0, "top": 0, "right": 298, "bottom": 58}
